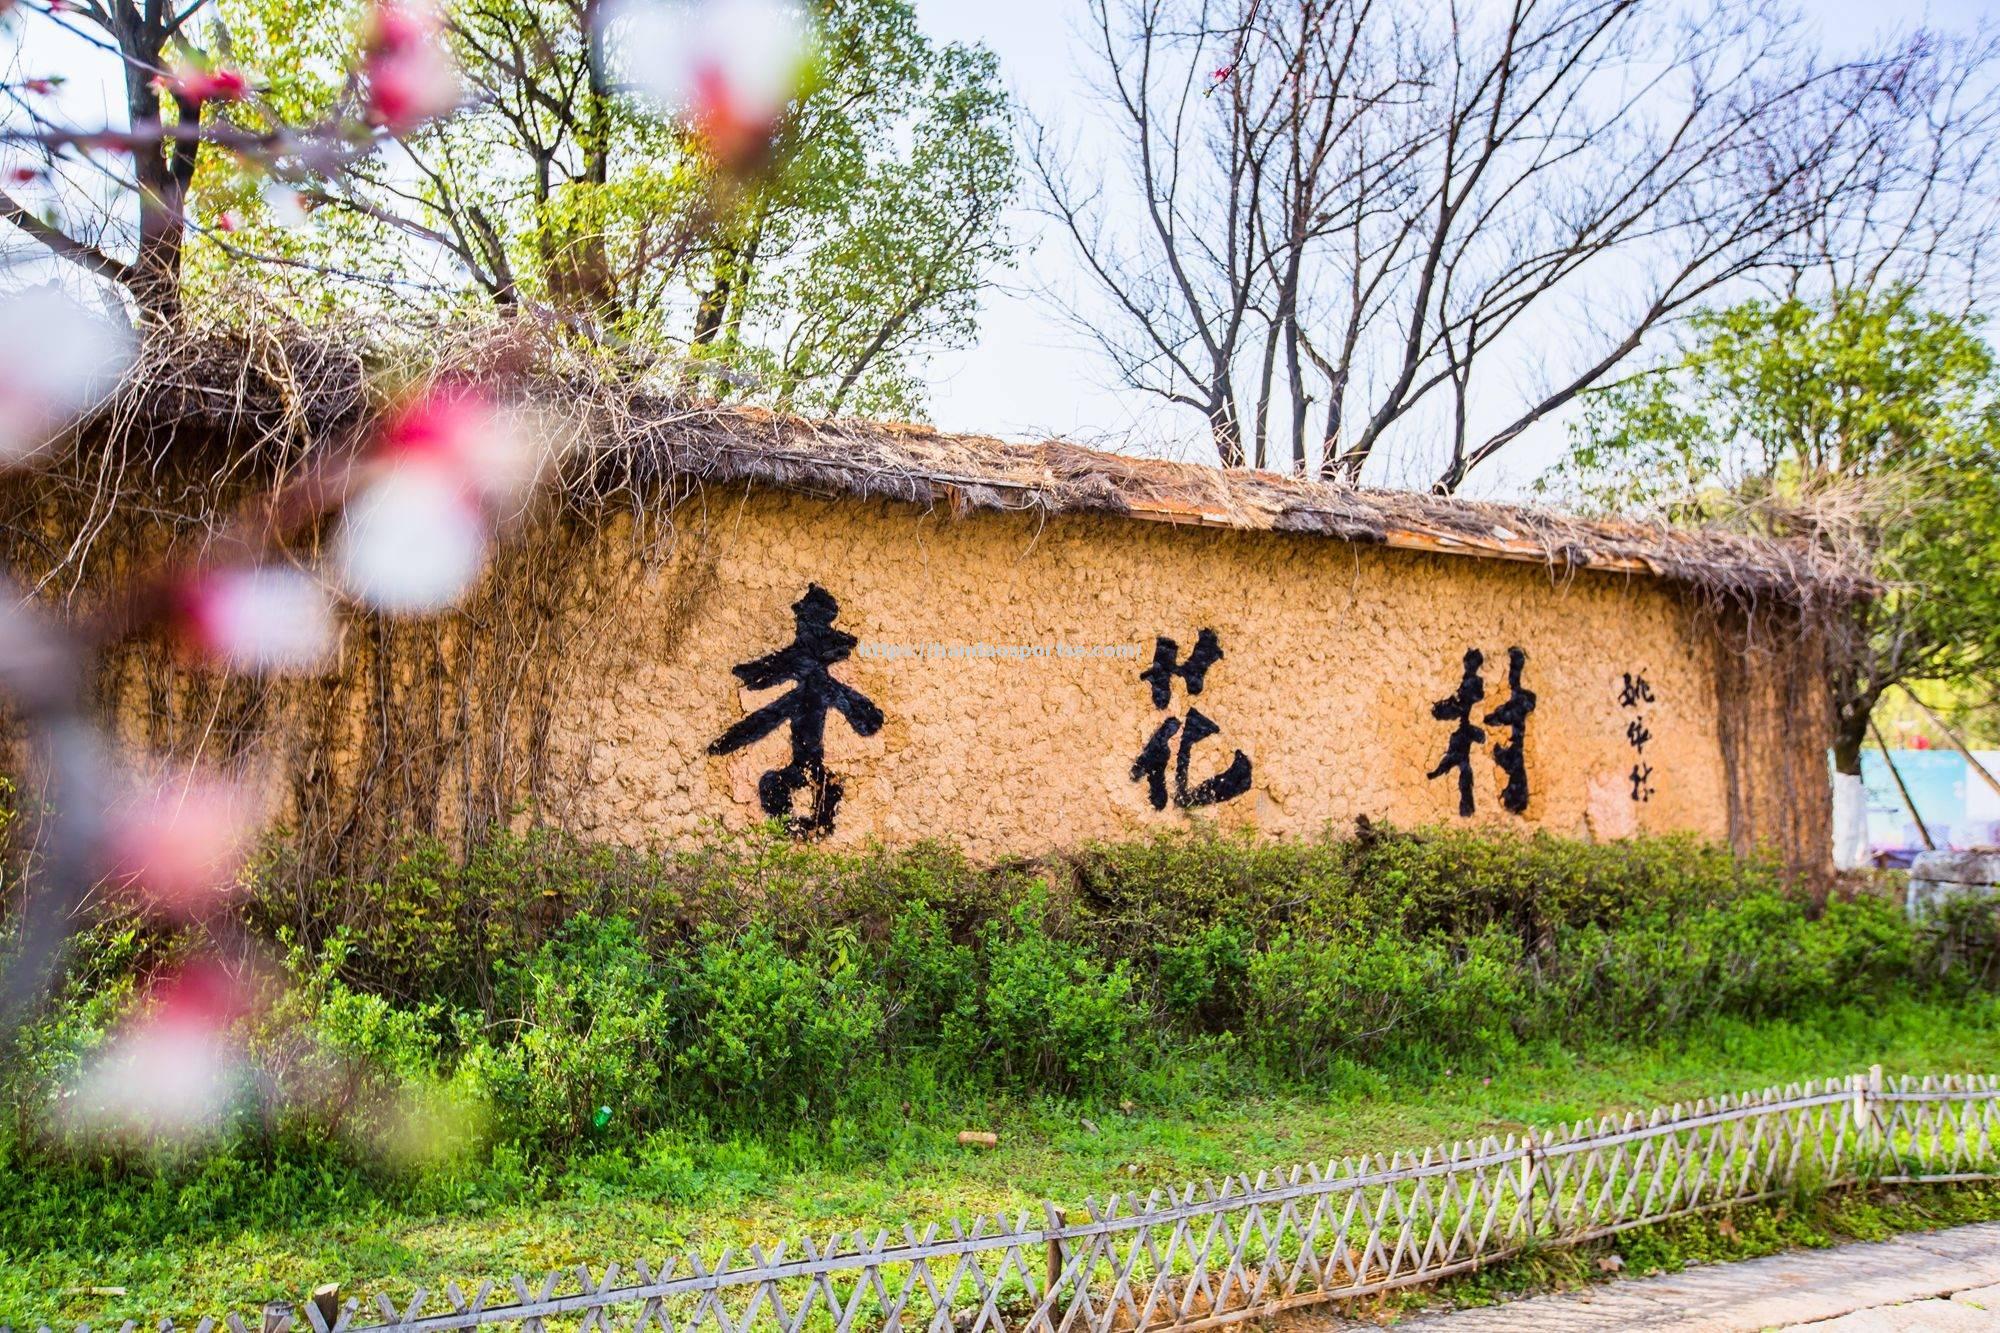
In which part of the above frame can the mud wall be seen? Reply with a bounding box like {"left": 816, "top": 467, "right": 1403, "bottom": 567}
{"left": 515, "top": 488, "right": 1830, "bottom": 866}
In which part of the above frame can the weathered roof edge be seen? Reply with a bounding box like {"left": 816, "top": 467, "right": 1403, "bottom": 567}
{"left": 597, "top": 401, "right": 1877, "bottom": 608}
{"left": 90, "top": 323, "right": 1879, "bottom": 610}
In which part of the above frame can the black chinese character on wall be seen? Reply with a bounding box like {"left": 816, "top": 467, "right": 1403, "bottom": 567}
{"left": 708, "top": 583, "right": 882, "bottom": 837}
{"left": 1131, "top": 628, "right": 1252, "bottom": 811}
{"left": 1619, "top": 672, "right": 1656, "bottom": 709}
{"left": 1486, "top": 647, "right": 1537, "bottom": 814}
{"left": 1426, "top": 649, "right": 1487, "bottom": 817}
{"left": 1426, "top": 646, "right": 1536, "bottom": 817}
{"left": 1620, "top": 669, "right": 1657, "bottom": 802}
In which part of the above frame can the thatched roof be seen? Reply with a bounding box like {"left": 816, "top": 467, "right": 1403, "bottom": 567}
{"left": 95, "top": 324, "right": 1876, "bottom": 610}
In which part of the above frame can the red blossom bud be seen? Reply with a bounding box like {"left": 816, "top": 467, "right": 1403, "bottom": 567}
{"left": 362, "top": 1, "right": 460, "bottom": 134}
{"left": 164, "top": 63, "right": 249, "bottom": 105}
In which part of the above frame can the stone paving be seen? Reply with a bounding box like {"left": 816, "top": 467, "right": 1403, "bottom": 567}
{"left": 1306, "top": 1221, "right": 2000, "bottom": 1329}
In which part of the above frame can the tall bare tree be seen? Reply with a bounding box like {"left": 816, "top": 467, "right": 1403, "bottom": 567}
{"left": 1038, "top": 0, "right": 1998, "bottom": 489}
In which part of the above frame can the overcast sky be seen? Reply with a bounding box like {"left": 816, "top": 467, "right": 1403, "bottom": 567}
{"left": 915, "top": 0, "right": 1996, "bottom": 496}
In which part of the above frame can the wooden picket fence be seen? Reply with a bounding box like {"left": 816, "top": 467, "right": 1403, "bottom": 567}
{"left": 20, "top": 1070, "right": 2000, "bottom": 1333}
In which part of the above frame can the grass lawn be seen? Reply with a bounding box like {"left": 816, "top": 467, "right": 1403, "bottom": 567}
{"left": 9, "top": 993, "right": 2000, "bottom": 1327}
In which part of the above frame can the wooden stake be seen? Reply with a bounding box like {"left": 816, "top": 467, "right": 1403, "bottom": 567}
{"left": 309, "top": 1284, "right": 341, "bottom": 1333}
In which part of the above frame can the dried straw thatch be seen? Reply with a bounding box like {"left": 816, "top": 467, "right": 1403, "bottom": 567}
{"left": 91, "top": 322, "right": 1877, "bottom": 611}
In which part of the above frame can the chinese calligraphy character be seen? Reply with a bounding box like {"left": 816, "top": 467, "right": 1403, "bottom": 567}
{"left": 1427, "top": 646, "right": 1535, "bottom": 816}
{"left": 1131, "top": 629, "right": 1252, "bottom": 810}
{"left": 708, "top": 583, "right": 883, "bottom": 837}
{"left": 1426, "top": 648, "right": 1487, "bottom": 817}
{"left": 1630, "top": 762, "right": 1655, "bottom": 803}
{"left": 1619, "top": 668, "right": 1656, "bottom": 802}
{"left": 1618, "top": 672, "right": 1655, "bottom": 708}
{"left": 1484, "top": 647, "right": 1537, "bottom": 814}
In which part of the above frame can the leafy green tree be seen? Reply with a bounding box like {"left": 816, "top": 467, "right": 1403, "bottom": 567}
{"left": 1548, "top": 289, "right": 2000, "bottom": 786}
{"left": 202, "top": 0, "right": 1015, "bottom": 416}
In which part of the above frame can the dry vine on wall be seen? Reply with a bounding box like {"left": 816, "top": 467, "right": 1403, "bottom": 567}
{"left": 0, "top": 325, "right": 715, "bottom": 925}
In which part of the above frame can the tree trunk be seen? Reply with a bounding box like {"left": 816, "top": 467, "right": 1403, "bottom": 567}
{"left": 125, "top": 34, "right": 195, "bottom": 324}
{"left": 1830, "top": 700, "right": 1872, "bottom": 871}
{"left": 1832, "top": 729, "right": 1865, "bottom": 778}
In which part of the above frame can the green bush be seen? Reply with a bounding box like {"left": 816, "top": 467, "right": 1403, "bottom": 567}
{"left": 1915, "top": 893, "right": 2000, "bottom": 988}
{"left": 1244, "top": 925, "right": 1524, "bottom": 1079}
{"left": 979, "top": 897, "right": 1139, "bottom": 1093}
{"left": 672, "top": 924, "right": 885, "bottom": 1122}
{"left": 479, "top": 915, "right": 677, "bottom": 1149}
{"left": 7, "top": 822, "right": 1986, "bottom": 1172}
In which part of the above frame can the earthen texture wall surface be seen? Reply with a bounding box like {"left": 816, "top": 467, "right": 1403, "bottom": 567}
{"left": 532, "top": 489, "right": 1825, "bottom": 862}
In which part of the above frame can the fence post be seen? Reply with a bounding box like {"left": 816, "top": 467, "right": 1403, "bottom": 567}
{"left": 262, "top": 1302, "right": 292, "bottom": 1333}
{"left": 1867, "top": 1064, "right": 1886, "bottom": 1174}
{"left": 1041, "top": 1200, "right": 1065, "bottom": 1318}
{"left": 1521, "top": 1130, "right": 1543, "bottom": 1241}
{"left": 309, "top": 1283, "right": 341, "bottom": 1333}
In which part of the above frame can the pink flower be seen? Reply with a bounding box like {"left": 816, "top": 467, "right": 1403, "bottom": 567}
{"left": 363, "top": 1, "right": 461, "bottom": 134}
{"left": 214, "top": 210, "right": 241, "bottom": 233}
{"left": 102, "top": 774, "right": 258, "bottom": 918}
{"left": 334, "top": 464, "right": 489, "bottom": 614}
{"left": 68, "top": 960, "right": 253, "bottom": 1140}
{"left": 162, "top": 63, "right": 249, "bottom": 105}
{"left": 334, "top": 384, "right": 544, "bottom": 615}
{"left": 170, "top": 564, "right": 335, "bottom": 675}
{"left": 600, "top": 0, "right": 809, "bottom": 170}
{"left": 373, "top": 383, "right": 535, "bottom": 503}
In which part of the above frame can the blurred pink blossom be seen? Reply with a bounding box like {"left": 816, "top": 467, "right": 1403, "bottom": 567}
{"left": 214, "top": 209, "right": 241, "bottom": 233}
{"left": 363, "top": 1, "right": 461, "bottom": 134}
{"left": 263, "top": 182, "right": 310, "bottom": 227}
{"left": 161, "top": 63, "right": 248, "bottom": 105}
{"left": 0, "top": 285, "right": 135, "bottom": 465}
{"left": 374, "top": 384, "right": 536, "bottom": 504}
{"left": 334, "top": 463, "right": 488, "bottom": 614}
{"left": 103, "top": 773, "right": 258, "bottom": 917}
{"left": 601, "top": 0, "right": 809, "bottom": 168}
{"left": 69, "top": 960, "right": 251, "bottom": 1140}
{"left": 170, "top": 564, "right": 336, "bottom": 674}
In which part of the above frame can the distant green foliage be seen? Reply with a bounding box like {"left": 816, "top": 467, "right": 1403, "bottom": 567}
{"left": 202, "top": 0, "right": 1016, "bottom": 417}
{"left": 1546, "top": 288, "right": 2000, "bottom": 768}
{"left": 7, "top": 825, "right": 1995, "bottom": 1170}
